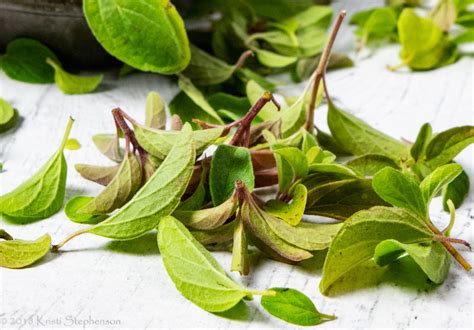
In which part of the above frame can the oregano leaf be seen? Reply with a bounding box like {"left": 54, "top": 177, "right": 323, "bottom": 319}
{"left": 64, "top": 196, "right": 108, "bottom": 224}
{"left": 0, "top": 234, "right": 51, "bottom": 269}
{"left": 0, "top": 98, "right": 19, "bottom": 133}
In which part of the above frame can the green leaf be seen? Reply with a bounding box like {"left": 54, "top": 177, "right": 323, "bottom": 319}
{"left": 308, "top": 163, "right": 361, "bottom": 178}
{"left": 327, "top": 100, "right": 410, "bottom": 160}
{"left": 352, "top": 7, "right": 398, "bottom": 48}
{"left": 183, "top": 45, "right": 236, "bottom": 85}
{"left": 133, "top": 123, "right": 222, "bottom": 160}
{"left": 304, "top": 177, "right": 386, "bottom": 220}
{"left": 265, "top": 184, "right": 307, "bottom": 226}
{"left": 239, "top": 184, "right": 313, "bottom": 263}
{"left": 65, "top": 138, "right": 81, "bottom": 150}
{"left": 0, "top": 98, "right": 19, "bottom": 133}
{"left": 85, "top": 125, "right": 195, "bottom": 239}
{"left": 372, "top": 168, "right": 427, "bottom": 217}
{"left": 46, "top": 58, "right": 103, "bottom": 94}
{"left": 253, "top": 48, "right": 298, "bottom": 68}
{"left": 0, "top": 38, "right": 59, "bottom": 83}
{"left": 0, "top": 234, "right": 51, "bottom": 269}
{"left": 0, "top": 118, "right": 73, "bottom": 222}
{"left": 145, "top": 91, "right": 166, "bottom": 129}
{"left": 210, "top": 145, "right": 255, "bottom": 206}
{"left": 92, "top": 133, "right": 122, "bottom": 162}
{"left": 231, "top": 216, "right": 249, "bottom": 275}
{"left": 176, "top": 163, "right": 208, "bottom": 211}
{"left": 265, "top": 217, "right": 343, "bottom": 251}
{"left": 425, "top": 126, "right": 474, "bottom": 168}
{"left": 420, "top": 163, "right": 462, "bottom": 206}
{"left": 374, "top": 239, "right": 450, "bottom": 284}
{"left": 398, "top": 8, "right": 458, "bottom": 70}
{"left": 173, "top": 195, "right": 237, "bottom": 230}
{"left": 346, "top": 154, "right": 400, "bottom": 177}
{"left": 452, "top": 28, "right": 474, "bottom": 44}
{"left": 443, "top": 169, "right": 469, "bottom": 211}
{"left": 157, "top": 216, "right": 252, "bottom": 312}
{"left": 78, "top": 152, "right": 143, "bottom": 215}
{"left": 178, "top": 76, "right": 223, "bottom": 124}
{"left": 411, "top": 123, "right": 432, "bottom": 161}
{"left": 191, "top": 221, "right": 235, "bottom": 246}
{"left": 64, "top": 196, "right": 108, "bottom": 224}
{"left": 75, "top": 163, "right": 120, "bottom": 186}
{"left": 208, "top": 93, "right": 251, "bottom": 122}
{"left": 320, "top": 206, "right": 433, "bottom": 294}
{"left": 273, "top": 147, "right": 309, "bottom": 179}
{"left": 294, "top": 53, "right": 353, "bottom": 82}
{"left": 261, "top": 288, "right": 333, "bottom": 326}
{"left": 83, "top": 0, "right": 190, "bottom": 74}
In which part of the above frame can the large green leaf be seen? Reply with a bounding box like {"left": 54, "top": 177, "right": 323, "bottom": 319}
{"left": 320, "top": 206, "right": 433, "bottom": 294}
{"left": 83, "top": 0, "right": 190, "bottom": 74}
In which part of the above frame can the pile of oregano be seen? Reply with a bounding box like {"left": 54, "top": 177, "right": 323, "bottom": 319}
{"left": 1, "top": 5, "right": 473, "bottom": 327}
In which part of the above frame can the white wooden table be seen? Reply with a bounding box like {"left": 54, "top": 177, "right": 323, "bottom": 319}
{"left": 1, "top": 1, "right": 473, "bottom": 328}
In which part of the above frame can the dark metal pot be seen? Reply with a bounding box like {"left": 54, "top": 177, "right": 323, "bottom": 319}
{"left": 0, "top": 0, "right": 117, "bottom": 68}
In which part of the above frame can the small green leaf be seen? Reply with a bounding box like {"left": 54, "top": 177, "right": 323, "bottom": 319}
{"left": 46, "top": 58, "right": 103, "bottom": 94}
{"left": 83, "top": 0, "right": 190, "bottom": 74}
{"left": 176, "top": 163, "right": 208, "bottom": 211}
{"left": 84, "top": 125, "right": 195, "bottom": 240}
{"left": 157, "top": 216, "right": 252, "bottom": 312}
{"left": 253, "top": 48, "right": 298, "bottom": 68}
{"left": 265, "top": 184, "right": 307, "bottom": 226}
{"left": 411, "top": 123, "right": 432, "bottom": 161}
{"left": 173, "top": 195, "right": 237, "bottom": 230}
{"left": 145, "top": 91, "right": 166, "bottom": 129}
{"left": 443, "top": 170, "right": 469, "bottom": 211}
{"left": 346, "top": 154, "right": 400, "bottom": 177}
{"left": 191, "top": 221, "right": 235, "bottom": 246}
{"left": 261, "top": 288, "right": 334, "bottom": 326}
{"left": 208, "top": 93, "right": 251, "bottom": 122}
{"left": 134, "top": 123, "right": 222, "bottom": 160}
{"left": 0, "top": 98, "right": 19, "bottom": 133}
{"left": 178, "top": 77, "right": 223, "bottom": 124}
{"left": 0, "top": 118, "right": 73, "bottom": 222}
{"left": 65, "top": 138, "right": 81, "bottom": 150}
{"left": 273, "top": 147, "right": 309, "bottom": 180}
{"left": 265, "top": 216, "right": 343, "bottom": 251}
{"left": 372, "top": 168, "right": 427, "bottom": 217}
{"left": 78, "top": 152, "right": 143, "bottom": 215}
{"left": 183, "top": 45, "right": 236, "bottom": 85}
{"left": 320, "top": 206, "right": 433, "bottom": 294}
{"left": 425, "top": 126, "right": 474, "bottom": 168}
{"left": 0, "top": 38, "right": 59, "bottom": 83}
{"left": 398, "top": 8, "right": 458, "bottom": 70}
{"left": 239, "top": 184, "right": 313, "bottom": 263}
{"left": 419, "top": 163, "right": 462, "bottom": 206}
{"left": 374, "top": 239, "right": 450, "bottom": 284}
{"left": 231, "top": 216, "right": 250, "bottom": 275}
{"left": 64, "top": 196, "right": 107, "bottom": 224}
{"left": 210, "top": 145, "right": 255, "bottom": 206}
{"left": 92, "top": 133, "right": 122, "bottom": 162}
{"left": 327, "top": 100, "right": 410, "bottom": 160}
{"left": 0, "top": 234, "right": 51, "bottom": 269}
{"left": 75, "top": 163, "right": 120, "bottom": 186}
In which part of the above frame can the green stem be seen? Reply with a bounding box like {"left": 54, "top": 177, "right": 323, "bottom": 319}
{"left": 248, "top": 289, "right": 276, "bottom": 297}
{"left": 59, "top": 116, "right": 75, "bottom": 151}
{"left": 443, "top": 199, "right": 456, "bottom": 236}
{"left": 319, "top": 313, "right": 337, "bottom": 321}
{"left": 51, "top": 228, "right": 89, "bottom": 252}
{"left": 387, "top": 62, "right": 406, "bottom": 71}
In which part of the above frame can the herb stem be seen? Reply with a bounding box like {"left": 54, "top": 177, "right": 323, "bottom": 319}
{"left": 51, "top": 228, "right": 89, "bottom": 253}
{"left": 305, "top": 10, "right": 346, "bottom": 133}
{"left": 248, "top": 289, "right": 277, "bottom": 297}
{"left": 234, "top": 50, "right": 254, "bottom": 70}
{"left": 427, "top": 221, "right": 472, "bottom": 271}
{"left": 319, "top": 313, "right": 337, "bottom": 321}
{"left": 112, "top": 108, "right": 147, "bottom": 165}
{"left": 230, "top": 92, "right": 280, "bottom": 146}
{"left": 0, "top": 229, "right": 13, "bottom": 240}
{"left": 60, "top": 116, "right": 75, "bottom": 151}
{"left": 433, "top": 235, "right": 471, "bottom": 250}
{"left": 443, "top": 199, "right": 456, "bottom": 236}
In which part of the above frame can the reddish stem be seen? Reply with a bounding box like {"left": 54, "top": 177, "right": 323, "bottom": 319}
{"left": 112, "top": 108, "right": 147, "bottom": 166}
{"left": 305, "top": 11, "right": 346, "bottom": 133}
